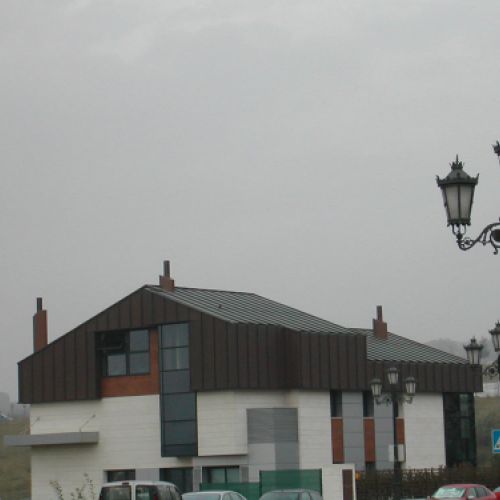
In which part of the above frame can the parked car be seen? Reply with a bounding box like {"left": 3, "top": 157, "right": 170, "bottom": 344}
{"left": 430, "top": 484, "right": 496, "bottom": 500}
{"left": 183, "top": 491, "right": 246, "bottom": 500}
{"left": 99, "top": 480, "right": 182, "bottom": 500}
{"left": 493, "top": 487, "right": 500, "bottom": 500}
{"left": 259, "top": 489, "right": 323, "bottom": 500}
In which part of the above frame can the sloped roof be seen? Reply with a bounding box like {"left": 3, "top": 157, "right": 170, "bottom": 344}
{"left": 351, "top": 328, "right": 468, "bottom": 364}
{"left": 147, "top": 285, "right": 352, "bottom": 335}
{"left": 147, "top": 286, "right": 467, "bottom": 365}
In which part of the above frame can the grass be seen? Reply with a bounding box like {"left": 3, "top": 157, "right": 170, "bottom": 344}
{"left": 475, "top": 396, "right": 500, "bottom": 466}
{"left": 0, "top": 418, "right": 30, "bottom": 500}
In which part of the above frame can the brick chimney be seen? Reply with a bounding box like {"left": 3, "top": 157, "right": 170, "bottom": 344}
{"left": 159, "top": 260, "right": 175, "bottom": 291}
{"left": 372, "top": 305, "right": 388, "bottom": 340}
{"left": 33, "top": 297, "right": 48, "bottom": 352}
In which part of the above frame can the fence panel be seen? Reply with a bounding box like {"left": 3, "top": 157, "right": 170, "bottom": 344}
{"left": 260, "top": 469, "right": 322, "bottom": 495}
{"left": 200, "top": 482, "right": 261, "bottom": 500}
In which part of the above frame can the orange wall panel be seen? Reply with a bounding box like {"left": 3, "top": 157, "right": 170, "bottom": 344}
{"left": 364, "top": 417, "right": 376, "bottom": 462}
{"left": 396, "top": 417, "right": 405, "bottom": 445}
{"left": 101, "top": 329, "right": 160, "bottom": 398}
{"left": 331, "top": 418, "right": 344, "bottom": 463}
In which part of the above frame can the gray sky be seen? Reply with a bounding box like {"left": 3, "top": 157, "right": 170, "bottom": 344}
{"left": 2, "top": 0, "right": 500, "bottom": 400}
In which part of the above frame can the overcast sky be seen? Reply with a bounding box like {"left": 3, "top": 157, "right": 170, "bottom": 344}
{"left": 1, "top": 0, "right": 500, "bottom": 400}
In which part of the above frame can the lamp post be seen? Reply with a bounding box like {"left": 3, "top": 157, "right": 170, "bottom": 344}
{"left": 464, "top": 325, "right": 500, "bottom": 382}
{"left": 436, "top": 143, "right": 500, "bottom": 253}
{"left": 370, "top": 368, "right": 417, "bottom": 500}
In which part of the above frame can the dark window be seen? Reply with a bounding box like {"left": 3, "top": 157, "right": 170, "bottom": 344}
{"left": 443, "top": 392, "right": 476, "bottom": 466}
{"left": 136, "top": 486, "right": 158, "bottom": 500}
{"left": 202, "top": 466, "right": 239, "bottom": 484}
{"left": 363, "top": 391, "right": 374, "bottom": 417}
{"left": 106, "top": 469, "right": 136, "bottom": 481}
{"left": 100, "top": 329, "right": 150, "bottom": 377}
{"left": 330, "top": 391, "right": 342, "bottom": 417}
{"left": 365, "top": 462, "right": 376, "bottom": 473}
{"left": 160, "top": 323, "right": 197, "bottom": 457}
{"left": 160, "top": 468, "right": 193, "bottom": 494}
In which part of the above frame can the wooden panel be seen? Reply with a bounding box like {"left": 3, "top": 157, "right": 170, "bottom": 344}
{"left": 237, "top": 324, "right": 249, "bottom": 388}
{"left": 130, "top": 292, "right": 142, "bottom": 328}
{"left": 331, "top": 418, "right": 344, "bottom": 463}
{"left": 319, "top": 334, "right": 330, "bottom": 389}
{"left": 54, "top": 339, "right": 65, "bottom": 401}
{"left": 417, "top": 363, "right": 427, "bottom": 392}
{"left": 227, "top": 323, "right": 239, "bottom": 388}
{"left": 42, "top": 347, "right": 54, "bottom": 402}
{"left": 19, "top": 358, "right": 33, "bottom": 403}
{"left": 247, "top": 324, "right": 259, "bottom": 388}
{"left": 342, "top": 469, "right": 354, "bottom": 500}
{"left": 96, "top": 312, "right": 108, "bottom": 332}
{"left": 108, "top": 303, "right": 119, "bottom": 331}
{"left": 165, "top": 300, "right": 177, "bottom": 323}
{"left": 214, "top": 319, "right": 228, "bottom": 389}
{"left": 152, "top": 293, "right": 166, "bottom": 324}
{"left": 75, "top": 328, "right": 88, "bottom": 399}
{"left": 101, "top": 329, "right": 160, "bottom": 397}
{"left": 189, "top": 310, "right": 203, "bottom": 390}
{"left": 346, "top": 335, "right": 357, "bottom": 390}
{"left": 86, "top": 328, "right": 98, "bottom": 399}
{"left": 142, "top": 291, "right": 153, "bottom": 326}
{"left": 285, "top": 329, "right": 300, "bottom": 388}
{"left": 202, "top": 314, "right": 215, "bottom": 390}
{"left": 396, "top": 417, "right": 405, "bottom": 445}
{"left": 434, "top": 363, "right": 443, "bottom": 392}
{"left": 32, "top": 352, "right": 43, "bottom": 403}
{"left": 310, "top": 333, "right": 321, "bottom": 388}
{"left": 64, "top": 332, "right": 76, "bottom": 400}
{"left": 338, "top": 335, "right": 349, "bottom": 389}
{"left": 258, "top": 325, "right": 269, "bottom": 388}
{"left": 329, "top": 336, "right": 339, "bottom": 388}
{"left": 364, "top": 418, "right": 376, "bottom": 462}
{"left": 119, "top": 297, "right": 130, "bottom": 329}
{"left": 356, "top": 335, "right": 367, "bottom": 389}
{"left": 300, "top": 334, "right": 311, "bottom": 389}
{"left": 176, "top": 304, "right": 190, "bottom": 322}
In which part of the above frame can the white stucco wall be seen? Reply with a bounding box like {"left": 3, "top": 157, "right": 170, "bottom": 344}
{"left": 30, "top": 396, "right": 191, "bottom": 500}
{"left": 286, "top": 391, "right": 332, "bottom": 469}
{"left": 403, "top": 393, "right": 446, "bottom": 469}
{"left": 197, "top": 390, "right": 288, "bottom": 456}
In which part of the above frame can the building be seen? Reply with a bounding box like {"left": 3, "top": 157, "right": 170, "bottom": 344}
{"left": 7, "top": 262, "right": 481, "bottom": 499}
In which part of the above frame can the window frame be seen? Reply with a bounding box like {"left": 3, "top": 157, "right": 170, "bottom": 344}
{"left": 101, "top": 329, "right": 150, "bottom": 377}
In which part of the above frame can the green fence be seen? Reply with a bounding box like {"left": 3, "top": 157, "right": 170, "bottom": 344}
{"left": 260, "top": 470, "right": 322, "bottom": 495}
{"left": 200, "top": 469, "right": 322, "bottom": 500}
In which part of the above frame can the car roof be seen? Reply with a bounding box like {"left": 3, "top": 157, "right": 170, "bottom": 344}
{"left": 102, "top": 481, "right": 177, "bottom": 487}
{"left": 184, "top": 492, "right": 238, "bottom": 495}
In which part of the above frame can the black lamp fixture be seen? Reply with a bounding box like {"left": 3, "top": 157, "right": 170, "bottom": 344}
{"left": 369, "top": 367, "right": 417, "bottom": 500}
{"left": 463, "top": 326, "right": 500, "bottom": 378}
{"left": 436, "top": 142, "right": 500, "bottom": 253}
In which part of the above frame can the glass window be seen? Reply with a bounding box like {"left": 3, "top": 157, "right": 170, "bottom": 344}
{"left": 330, "top": 391, "right": 342, "bottom": 417}
{"left": 100, "top": 486, "right": 131, "bottom": 500}
{"left": 163, "top": 421, "right": 197, "bottom": 445}
{"left": 363, "top": 391, "right": 374, "bottom": 417}
{"left": 107, "top": 353, "right": 127, "bottom": 376}
{"left": 160, "top": 468, "right": 193, "bottom": 494}
{"left": 163, "top": 347, "right": 189, "bottom": 370}
{"left": 136, "top": 486, "right": 158, "bottom": 500}
{"left": 164, "top": 393, "right": 196, "bottom": 421}
{"left": 162, "top": 370, "right": 191, "bottom": 393}
{"left": 106, "top": 469, "right": 135, "bottom": 481}
{"left": 203, "top": 466, "right": 239, "bottom": 484}
{"left": 102, "top": 330, "right": 150, "bottom": 377}
{"left": 162, "top": 323, "right": 189, "bottom": 347}
{"left": 130, "top": 352, "right": 150, "bottom": 375}
{"left": 226, "top": 467, "right": 239, "bottom": 483}
{"left": 130, "top": 329, "right": 149, "bottom": 351}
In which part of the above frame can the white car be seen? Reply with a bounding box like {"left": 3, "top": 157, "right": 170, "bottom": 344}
{"left": 99, "top": 480, "right": 182, "bottom": 500}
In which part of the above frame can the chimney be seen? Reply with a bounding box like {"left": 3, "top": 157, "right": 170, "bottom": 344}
{"left": 33, "top": 297, "right": 48, "bottom": 352}
{"left": 159, "top": 260, "right": 175, "bottom": 291}
{"left": 372, "top": 305, "right": 388, "bottom": 340}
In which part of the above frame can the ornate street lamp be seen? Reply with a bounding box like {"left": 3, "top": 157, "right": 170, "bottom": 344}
{"left": 436, "top": 144, "right": 500, "bottom": 253}
{"left": 487, "top": 322, "right": 500, "bottom": 378}
{"left": 463, "top": 337, "right": 483, "bottom": 365}
{"left": 369, "top": 367, "right": 417, "bottom": 500}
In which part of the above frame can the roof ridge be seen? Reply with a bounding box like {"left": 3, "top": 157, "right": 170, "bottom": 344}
{"left": 146, "top": 285, "right": 256, "bottom": 295}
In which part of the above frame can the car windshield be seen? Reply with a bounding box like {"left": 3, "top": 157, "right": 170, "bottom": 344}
{"left": 183, "top": 494, "right": 221, "bottom": 500}
{"left": 100, "top": 486, "right": 131, "bottom": 500}
{"left": 433, "top": 487, "right": 466, "bottom": 498}
{"left": 260, "top": 492, "right": 301, "bottom": 500}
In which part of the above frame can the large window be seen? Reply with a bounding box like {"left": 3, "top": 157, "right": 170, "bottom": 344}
{"left": 443, "top": 393, "right": 476, "bottom": 466}
{"left": 202, "top": 466, "right": 239, "bottom": 484}
{"left": 160, "top": 467, "right": 193, "bottom": 493}
{"left": 330, "top": 391, "right": 342, "bottom": 417}
{"left": 160, "top": 323, "right": 197, "bottom": 457}
{"left": 106, "top": 469, "right": 136, "bottom": 481}
{"left": 100, "top": 329, "right": 150, "bottom": 377}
